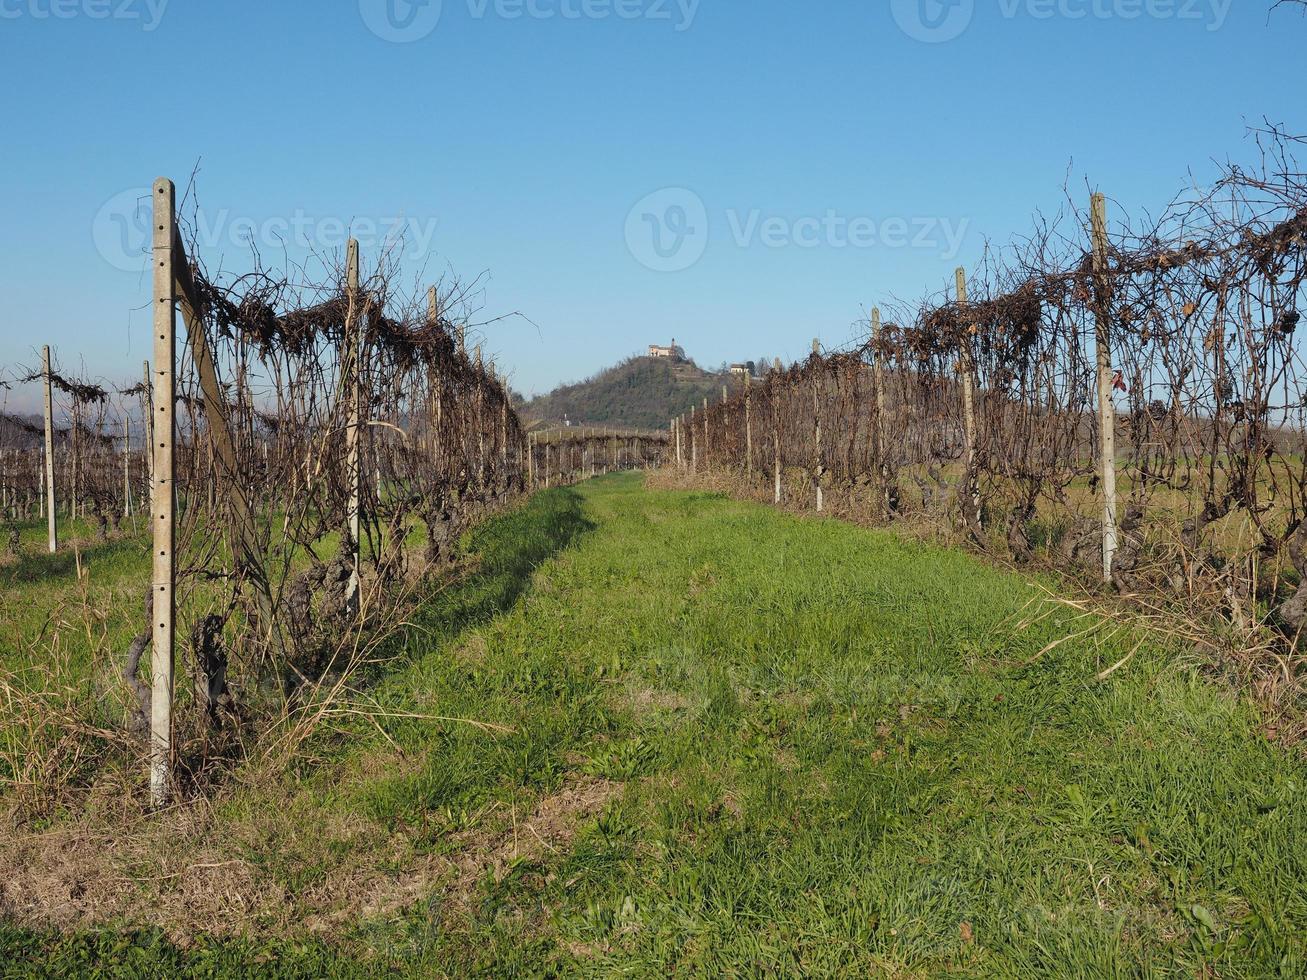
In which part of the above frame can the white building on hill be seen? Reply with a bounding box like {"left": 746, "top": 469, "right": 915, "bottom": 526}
{"left": 648, "top": 340, "right": 686, "bottom": 361}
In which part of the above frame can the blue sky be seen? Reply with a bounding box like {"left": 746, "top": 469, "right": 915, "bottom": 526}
{"left": 1, "top": 0, "right": 1304, "bottom": 410}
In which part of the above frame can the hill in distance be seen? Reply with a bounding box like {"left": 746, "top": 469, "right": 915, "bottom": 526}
{"left": 523, "top": 355, "right": 739, "bottom": 431}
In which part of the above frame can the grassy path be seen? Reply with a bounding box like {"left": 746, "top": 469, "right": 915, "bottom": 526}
{"left": 3, "top": 474, "right": 1305, "bottom": 977}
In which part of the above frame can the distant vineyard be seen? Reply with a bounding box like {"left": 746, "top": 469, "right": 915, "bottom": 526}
{"left": 678, "top": 135, "right": 1307, "bottom": 696}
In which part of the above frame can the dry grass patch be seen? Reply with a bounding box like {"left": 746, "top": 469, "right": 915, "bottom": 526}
{"left": 0, "top": 773, "right": 622, "bottom": 945}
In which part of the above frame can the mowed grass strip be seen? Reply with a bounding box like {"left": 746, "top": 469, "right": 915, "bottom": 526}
{"left": 3, "top": 473, "right": 1305, "bottom": 978}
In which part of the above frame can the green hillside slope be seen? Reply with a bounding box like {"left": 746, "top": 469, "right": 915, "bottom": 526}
{"left": 523, "top": 356, "right": 730, "bottom": 430}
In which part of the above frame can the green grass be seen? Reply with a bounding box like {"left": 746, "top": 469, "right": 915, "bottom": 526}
{"left": 3, "top": 474, "right": 1305, "bottom": 977}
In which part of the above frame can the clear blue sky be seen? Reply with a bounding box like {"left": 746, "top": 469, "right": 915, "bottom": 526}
{"left": 1, "top": 0, "right": 1304, "bottom": 411}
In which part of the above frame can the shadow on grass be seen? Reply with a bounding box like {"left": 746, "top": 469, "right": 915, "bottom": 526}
{"left": 1, "top": 534, "right": 145, "bottom": 587}
{"left": 0, "top": 489, "right": 598, "bottom": 977}
{"left": 342, "top": 485, "right": 596, "bottom": 689}
{"left": 407, "top": 484, "right": 595, "bottom": 647}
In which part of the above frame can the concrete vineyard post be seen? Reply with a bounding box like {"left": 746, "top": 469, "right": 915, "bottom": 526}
{"left": 703, "top": 397, "right": 709, "bottom": 465}
{"left": 1091, "top": 193, "right": 1119, "bottom": 584}
{"left": 956, "top": 268, "right": 979, "bottom": 525}
{"left": 345, "top": 238, "right": 362, "bottom": 619}
{"left": 721, "top": 385, "right": 728, "bottom": 464}
{"left": 150, "top": 178, "right": 177, "bottom": 808}
{"left": 41, "top": 345, "right": 57, "bottom": 554}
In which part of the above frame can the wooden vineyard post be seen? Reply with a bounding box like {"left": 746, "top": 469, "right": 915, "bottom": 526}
{"left": 812, "top": 339, "right": 824, "bottom": 512}
{"left": 673, "top": 417, "right": 682, "bottom": 469}
{"left": 500, "top": 377, "right": 509, "bottom": 477}
{"left": 528, "top": 433, "right": 535, "bottom": 488}
{"left": 41, "top": 345, "right": 57, "bottom": 553}
{"left": 427, "top": 287, "right": 441, "bottom": 464}
{"left": 345, "top": 238, "right": 362, "bottom": 619}
{"left": 475, "top": 345, "right": 485, "bottom": 485}
{"left": 1091, "top": 193, "right": 1119, "bottom": 584}
{"left": 170, "top": 214, "right": 287, "bottom": 666}
{"left": 871, "top": 307, "right": 890, "bottom": 512}
{"left": 150, "top": 178, "right": 177, "bottom": 808}
{"left": 956, "top": 268, "right": 980, "bottom": 525}
{"left": 772, "top": 358, "right": 783, "bottom": 504}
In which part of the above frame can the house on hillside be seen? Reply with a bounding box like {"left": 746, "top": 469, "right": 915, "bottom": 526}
{"left": 729, "top": 362, "right": 757, "bottom": 379}
{"left": 648, "top": 340, "right": 686, "bottom": 361}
